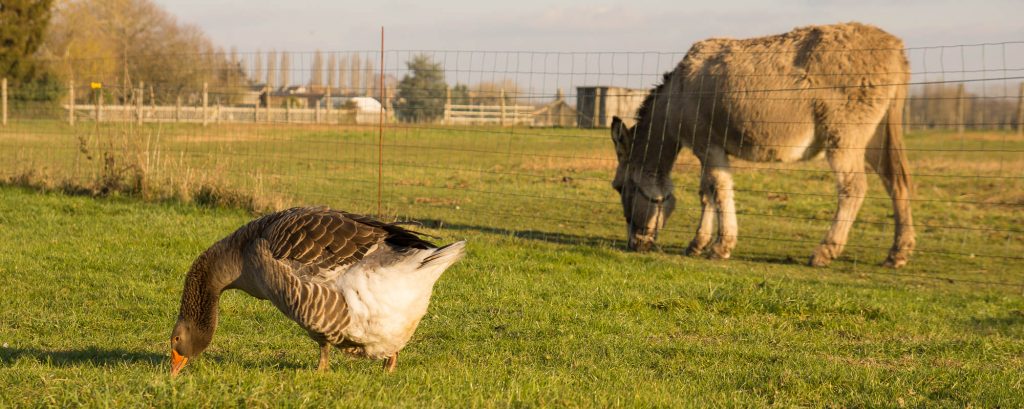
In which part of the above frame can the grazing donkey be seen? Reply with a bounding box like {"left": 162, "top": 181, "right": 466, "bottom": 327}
{"left": 610, "top": 23, "right": 915, "bottom": 267}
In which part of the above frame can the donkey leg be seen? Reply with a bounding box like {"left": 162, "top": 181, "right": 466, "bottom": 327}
{"left": 866, "top": 141, "right": 916, "bottom": 268}
{"left": 705, "top": 148, "right": 738, "bottom": 260}
{"left": 686, "top": 172, "right": 716, "bottom": 256}
{"left": 811, "top": 149, "right": 868, "bottom": 267}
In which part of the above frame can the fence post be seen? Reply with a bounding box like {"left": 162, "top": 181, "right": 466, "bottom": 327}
{"left": 216, "top": 104, "right": 221, "bottom": 124}
{"left": 137, "top": 81, "right": 144, "bottom": 125}
{"left": 285, "top": 102, "right": 290, "bottom": 123}
{"left": 175, "top": 95, "right": 181, "bottom": 123}
{"left": 444, "top": 87, "right": 451, "bottom": 125}
{"left": 2, "top": 78, "right": 7, "bottom": 126}
{"left": 325, "top": 88, "right": 332, "bottom": 124}
{"left": 96, "top": 87, "right": 103, "bottom": 123}
{"left": 315, "top": 100, "right": 321, "bottom": 124}
{"left": 265, "top": 86, "right": 271, "bottom": 123}
{"left": 253, "top": 103, "right": 258, "bottom": 123}
{"left": 202, "top": 82, "right": 209, "bottom": 127}
{"left": 500, "top": 89, "right": 506, "bottom": 127}
{"left": 149, "top": 85, "right": 156, "bottom": 122}
{"left": 68, "top": 80, "right": 75, "bottom": 126}
{"left": 1017, "top": 82, "right": 1024, "bottom": 137}
{"left": 955, "top": 83, "right": 965, "bottom": 134}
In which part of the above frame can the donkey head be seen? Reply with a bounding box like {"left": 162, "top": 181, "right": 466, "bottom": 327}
{"left": 610, "top": 116, "right": 676, "bottom": 252}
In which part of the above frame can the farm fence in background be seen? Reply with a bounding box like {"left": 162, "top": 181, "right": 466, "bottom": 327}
{"left": 1, "top": 42, "right": 1022, "bottom": 290}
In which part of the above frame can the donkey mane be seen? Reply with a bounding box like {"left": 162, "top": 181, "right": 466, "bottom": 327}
{"left": 634, "top": 72, "right": 674, "bottom": 120}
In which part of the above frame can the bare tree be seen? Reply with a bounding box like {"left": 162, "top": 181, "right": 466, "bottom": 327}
{"left": 364, "top": 58, "right": 374, "bottom": 96}
{"left": 350, "top": 53, "right": 361, "bottom": 96}
{"left": 43, "top": 0, "right": 246, "bottom": 103}
{"left": 327, "top": 53, "right": 337, "bottom": 91}
{"left": 252, "top": 49, "right": 263, "bottom": 84}
{"left": 311, "top": 49, "right": 324, "bottom": 90}
{"left": 472, "top": 79, "right": 522, "bottom": 105}
{"left": 279, "top": 51, "right": 290, "bottom": 88}
{"left": 266, "top": 49, "right": 277, "bottom": 90}
{"left": 338, "top": 55, "right": 348, "bottom": 94}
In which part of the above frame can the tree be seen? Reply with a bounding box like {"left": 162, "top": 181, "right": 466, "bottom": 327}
{"left": 0, "top": 0, "right": 59, "bottom": 101}
{"left": 471, "top": 79, "right": 521, "bottom": 105}
{"left": 394, "top": 54, "right": 446, "bottom": 122}
{"left": 450, "top": 84, "right": 471, "bottom": 105}
{"left": 310, "top": 49, "right": 323, "bottom": 90}
{"left": 42, "top": 0, "right": 248, "bottom": 104}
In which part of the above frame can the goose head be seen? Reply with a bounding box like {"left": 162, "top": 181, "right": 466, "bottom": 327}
{"left": 170, "top": 318, "right": 214, "bottom": 377}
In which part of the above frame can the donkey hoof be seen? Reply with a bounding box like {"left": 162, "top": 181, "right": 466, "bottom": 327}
{"left": 685, "top": 244, "right": 705, "bottom": 257}
{"left": 808, "top": 255, "right": 832, "bottom": 267}
{"left": 809, "top": 245, "right": 840, "bottom": 267}
{"left": 882, "top": 254, "right": 908, "bottom": 269}
{"left": 707, "top": 245, "right": 732, "bottom": 260}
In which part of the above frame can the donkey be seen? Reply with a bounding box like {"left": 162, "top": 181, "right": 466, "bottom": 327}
{"left": 610, "top": 23, "right": 915, "bottom": 267}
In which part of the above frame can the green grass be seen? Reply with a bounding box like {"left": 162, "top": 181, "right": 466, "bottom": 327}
{"left": 1, "top": 120, "right": 1023, "bottom": 405}
{"left": 1, "top": 186, "right": 1023, "bottom": 407}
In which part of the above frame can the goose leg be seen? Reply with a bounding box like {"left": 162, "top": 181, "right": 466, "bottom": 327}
{"left": 318, "top": 343, "right": 331, "bottom": 371}
{"left": 383, "top": 352, "right": 398, "bottom": 373}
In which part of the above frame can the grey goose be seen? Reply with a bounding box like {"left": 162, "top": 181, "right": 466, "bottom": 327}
{"left": 170, "top": 206, "right": 466, "bottom": 376}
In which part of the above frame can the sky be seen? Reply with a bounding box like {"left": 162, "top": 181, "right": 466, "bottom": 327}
{"left": 152, "top": 0, "right": 1024, "bottom": 100}
{"left": 154, "top": 0, "right": 1022, "bottom": 52}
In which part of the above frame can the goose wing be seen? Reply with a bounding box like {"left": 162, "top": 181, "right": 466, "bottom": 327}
{"left": 246, "top": 207, "right": 435, "bottom": 344}
{"left": 261, "top": 207, "right": 434, "bottom": 278}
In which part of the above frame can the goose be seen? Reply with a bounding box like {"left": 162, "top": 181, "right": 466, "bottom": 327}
{"left": 169, "top": 206, "right": 465, "bottom": 376}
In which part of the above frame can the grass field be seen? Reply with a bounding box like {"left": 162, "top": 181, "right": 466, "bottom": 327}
{"left": 1, "top": 121, "right": 1023, "bottom": 406}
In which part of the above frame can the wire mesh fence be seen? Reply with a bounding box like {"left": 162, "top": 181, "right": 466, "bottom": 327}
{"left": 1, "top": 39, "right": 1022, "bottom": 290}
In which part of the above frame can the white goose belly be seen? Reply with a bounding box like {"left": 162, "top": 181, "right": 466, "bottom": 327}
{"left": 333, "top": 267, "right": 434, "bottom": 359}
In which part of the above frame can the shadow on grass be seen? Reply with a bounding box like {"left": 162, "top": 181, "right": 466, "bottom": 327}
{"left": 417, "top": 219, "right": 624, "bottom": 249}
{"left": 968, "top": 311, "right": 1024, "bottom": 339}
{"left": 0, "top": 346, "right": 165, "bottom": 367}
{"left": 419, "top": 218, "right": 816, "bottom": 266}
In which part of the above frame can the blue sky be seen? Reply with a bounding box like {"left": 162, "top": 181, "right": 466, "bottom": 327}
{"left": 153, "top": 0, "right": 1023, "bottom": 52}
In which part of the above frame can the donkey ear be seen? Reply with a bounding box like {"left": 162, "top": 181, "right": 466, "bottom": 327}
{"left": 610, "top": 116, "right": 633, "bottom": 159}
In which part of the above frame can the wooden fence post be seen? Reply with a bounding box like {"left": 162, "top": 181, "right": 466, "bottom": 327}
{"left": 96, "top": 88, "right": 103, "bottom": 123}
{"left": 499, "top": 89, "right": 506, "bottom": 127}
{"left": 1017, "top": 82, "right": 1024, "bottom": 137}
{"left": 265, "top": 86, "right": 271, "bottom": 123}
{"left": 216, "top": 104, "right": 221, "bottom": 124}
{"left": 2, "top": 78, "right": 7, "bottom": 126}
{"left": 202, "top": 82, "right": 209, "bottom": 127}
{"left": 955, "top": 83, "right": 965, "bottom": 134}
{"left": 68, "top": 80, "right": 75, "bottom": 126}
{"left": 150, "top": 85, "right": 156, "bottom": 122}
{"left": 175, "top": 95, "right": 182, "bottom": 123}
{"left": 315, "top": 100, "right": 321, "bottom": 124}
{"left": 137, "top": 81, "right": 144, "bottom": 125}
{"left": 325, "top": 88, "right": 332, "bottom": 124}
{"left": 444, "top": 87, "right": 451, "bottom": 125}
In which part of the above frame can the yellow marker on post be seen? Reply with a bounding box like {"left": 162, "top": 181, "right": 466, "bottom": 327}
{"left": 90, "top": 82, "right": 102, "bottom": 89}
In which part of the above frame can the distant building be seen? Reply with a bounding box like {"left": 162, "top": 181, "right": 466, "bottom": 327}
{"left": 532, "top": 88, "right": 578, "bottom": 127}
{"left": 576, "top": 86, "right": 647, "bottom": 128}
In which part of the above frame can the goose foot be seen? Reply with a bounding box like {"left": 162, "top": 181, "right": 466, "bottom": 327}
{"left": 383, "top": 352, "right": 398, "bottom": 373}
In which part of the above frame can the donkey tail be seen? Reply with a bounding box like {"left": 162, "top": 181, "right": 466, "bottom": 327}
{"left": 882, "top": 84, "right": 912, "bottom": 198}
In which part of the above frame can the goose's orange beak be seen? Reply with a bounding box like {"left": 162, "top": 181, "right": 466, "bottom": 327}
{"left": 170, "top": 349, "right": 188, "bottom": 377}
